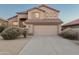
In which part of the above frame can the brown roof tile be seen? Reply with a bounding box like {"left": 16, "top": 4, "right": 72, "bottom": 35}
{"left": 17, "top": 4, "right": 60, "bottom": 14}
{"left": 16, "top": 7, "right": 45, "bottom": 14}
{"left": 7, "top": 15, "right": 17, "bottom": 20}
{"left": 25, "top": 19, "right": 62, "bottom": 25}
{"left": 27, "top": 7, "right": 45, "bottom": 12}
{"left": 62, "top": 19, "right": 79, "bottom": 27}
{"left": 38, "top": 4, "right": 60, "bottom": 12}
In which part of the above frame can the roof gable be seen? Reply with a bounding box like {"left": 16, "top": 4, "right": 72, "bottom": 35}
{"left": 27, "top": 7, "right": 45, "bottom": 12}
{"left": 38, "top": 4, "right": 60, "bottom": 12}
{"left": 16, "top": 7, "right": 45, "bottom": 14}
{"left": 17, "top": 4, "right": 60, "bottom": 14}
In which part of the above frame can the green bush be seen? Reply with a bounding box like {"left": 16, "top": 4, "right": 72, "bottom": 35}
{"left": 60, "top": 28, "right": 77, "bottom": 40}
{"left": 1, "top": 26, "right": 21, "bottom": 40}
{"left": 0, "top": 25, "right": 7, "bottom": 33}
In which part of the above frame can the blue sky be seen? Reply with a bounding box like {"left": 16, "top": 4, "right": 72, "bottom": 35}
{"left": 0, "top": 4, "right": 79, "bottom": 23}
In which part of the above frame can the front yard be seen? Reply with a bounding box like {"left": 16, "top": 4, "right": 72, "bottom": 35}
{"left": 0, "top": 36, "right": 31, "bottom": 55}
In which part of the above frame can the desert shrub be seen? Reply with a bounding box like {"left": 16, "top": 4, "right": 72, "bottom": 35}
{"left": 72, "top": 28, "right": 79, "bottom": 40}
{"left": 0, "top": 25, "right": 8, "bottom": 33}
{"left": 1, "top": 26, "right": 21, "bottom": 40}
{"left": 60, "top": 28, "right": 77, "bottom": 40}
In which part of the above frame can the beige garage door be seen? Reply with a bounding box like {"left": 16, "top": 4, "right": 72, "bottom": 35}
{"left": 34, "top": 25, "right": 58, "bottom": 35}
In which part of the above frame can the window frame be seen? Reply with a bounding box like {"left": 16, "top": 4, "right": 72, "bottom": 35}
{"left": 32, "top": 12, "right": 40, "bottom": 19}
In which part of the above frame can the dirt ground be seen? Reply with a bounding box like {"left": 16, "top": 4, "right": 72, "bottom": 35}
{"left": 0, "top": 36, "right": 31, "bottom": 55}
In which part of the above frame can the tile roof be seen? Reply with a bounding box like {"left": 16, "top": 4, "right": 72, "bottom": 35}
{"left": 16, "top": 4, "right": 59, "bottom": 14}
{"left": 27, "top": 7, "right": 45, "bottom": 12}
{"left": 62, "top": 19, "right": 79, "bottom": 26}
{"left": 7, "top": 15, "right": 17, "bottom": 20}
{"left": 38, "top": 4, "right": 60, "bottom": 12}
{"left": 25, "top": 19, "right": 62, "bottom": 25}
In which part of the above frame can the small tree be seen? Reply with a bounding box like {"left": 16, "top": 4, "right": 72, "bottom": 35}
{"left": 22, "top": 28, "right": 28, "bottom": 38}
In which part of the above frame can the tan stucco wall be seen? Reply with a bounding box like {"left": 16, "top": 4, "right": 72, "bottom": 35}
{"left": 8, "top": 17, "right": 18, "bottom": 26}
{"left": 28, "top": 9, "right": 45, "bottom": 19}
{"left": 26, "top": 24, "right": 34, "bottom": 34}
{"left": 39, "top": 6, "right": 59, "bottom": 19}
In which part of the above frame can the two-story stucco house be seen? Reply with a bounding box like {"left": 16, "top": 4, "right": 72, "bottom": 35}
{"left": 8, "top": 4, "right": 62, "bottom": 36}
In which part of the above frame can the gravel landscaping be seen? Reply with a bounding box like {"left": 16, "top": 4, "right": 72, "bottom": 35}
{"left": 0, "top": 36, "right": 31, "bottom": 55}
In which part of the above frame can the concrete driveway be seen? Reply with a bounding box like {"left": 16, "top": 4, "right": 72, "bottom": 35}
{"left": 19, "top": 36, "right": 79, "bottom": 55}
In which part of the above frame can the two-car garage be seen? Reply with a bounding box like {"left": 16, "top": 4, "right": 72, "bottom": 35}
{"left": 34, "top": 25, "right": 58, "bottom": 36}
{"left": 26, "top": 19, "right": 62, "bottom": 36}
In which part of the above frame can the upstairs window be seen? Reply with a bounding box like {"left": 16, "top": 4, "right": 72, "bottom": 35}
{"left": 13, "top": 22, "right": 18, "bottom": 26}
{"left": 33, "top": 12, "right": 40, "bottom": 18}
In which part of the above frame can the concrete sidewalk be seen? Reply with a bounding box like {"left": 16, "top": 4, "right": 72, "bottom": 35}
{"left": 19, "top": 36, "right": 79, "bottom": 55}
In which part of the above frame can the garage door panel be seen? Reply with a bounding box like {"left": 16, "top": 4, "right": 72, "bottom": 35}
{"left": 34, "top": 25, "right": 57, "bottom": 35}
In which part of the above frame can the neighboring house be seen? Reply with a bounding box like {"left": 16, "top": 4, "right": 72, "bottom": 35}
{"left": 62, "top": 19, "right": 79, "bottom": 30}
{"left": 8, "top": 4, "right": 62, "bottom": 36}
{"left": 0, "top": 18, "right": 8, "bottom": 26}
